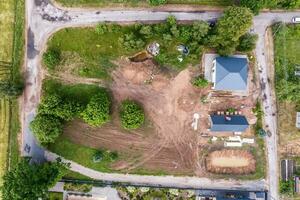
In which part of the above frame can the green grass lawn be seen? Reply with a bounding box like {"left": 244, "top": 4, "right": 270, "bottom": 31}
{"left": 48, "top": 135, "right": 118, "bottom": 173}
{"left": 55, "top": 0, "right": 234, "bottom": 7}
{"left": 0, "top": 0, "right": 14, "bottom": 62}
{"left": 273, "top": 24, "right": 300, "bottom": 103}
{"left": 49, "top": 192, "right": 63, "bottom": 200}
{"left": 63, "top": 169, "right": 94, "bottom": 180}
{"left": 0, "top": 99, "right": 10, "bottom": 187}
{"left": 46, "top": 22, "right": 205, "bottom": 79}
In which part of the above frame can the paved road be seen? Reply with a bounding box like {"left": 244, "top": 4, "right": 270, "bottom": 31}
{"left": 45, "top": 151, "right": 266, "bottom": 191}
{"left": 22, "top": 0, "right": 300, "bottom": 198}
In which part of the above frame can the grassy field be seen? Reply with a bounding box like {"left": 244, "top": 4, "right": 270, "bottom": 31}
{"left": 0, "top": 0, "right": 24, "bottom": 193}
{"left": 0, "top": 0, "right": 14, "bottom": 63}
{"left": 273, "top": 24, "right": 300, "bottom": 148}
{"left": 46, "top": 22, "right": 205, "bottom": 79}
{"left": 0, "top": 99, "right": 10, "bottom": 187}
{"left": 55, "top": 0, "right": 234, "bottom": 7}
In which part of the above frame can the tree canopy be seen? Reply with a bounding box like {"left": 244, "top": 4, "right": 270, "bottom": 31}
{"left": 30, "top": 114, "right": 63, "bottom": 144}
{"left": 1, "top": 158, "right": 68, "bottom": 200}
{"left": 120, "top": 100, "right": 145, "bottom": 130}
{"left": 38, "top": 94, "right": 82, "bottom": 121}
{"left": 237, "top": 33, "right": 258, "bottom": 52}
{"left": 240, "top": 0, "right": 263, "bottom": 15}
{"left": 211, "top": 6, "right": 253, "bottom": 56}
{"left": 81, "top": 92, "right": 111, "bottom": 126}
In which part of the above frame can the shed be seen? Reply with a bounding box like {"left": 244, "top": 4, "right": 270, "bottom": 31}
{"left": 296, "top": 112, "right": 300, "bottom": 128}
{"left": 210, "top": 115, "right": 249, "bottom": 132}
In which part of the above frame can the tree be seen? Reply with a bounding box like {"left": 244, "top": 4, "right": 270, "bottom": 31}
{"left": 1, "top": 158, "right": 68, "bottom": 200}
{"left": 38, "top": 94, "right": 82, "bottom": 121}
{"left": 191, "top": 21, "right": 210, "bottom": 43}
{"left": 30, "top": 114, "right": 63, "bottom": 144}
{"left": 237, "top": 33, "right": 258, "bottom": 52}
{"left": 148, "top": 0, "right": 167, "bottom": 6}
{"left": 0, "top": 79, "right": 23, "bottom": 97}
{"left": 120, "top": 100, "right": 144, "bottom": 130}
{"left": 140, "top": 25, "right": 153, "bottom": 38}
{"left": 81, "top": 92, "right": 111, "bottom": 126}
{"left": 43, "top": 49, "right": 61, "bottom": 70}
{"left": 240, "top": 0, "right": 263, "bottom": 15}
{"left": 211, "top": 6, "right": 253, "bottom": 56}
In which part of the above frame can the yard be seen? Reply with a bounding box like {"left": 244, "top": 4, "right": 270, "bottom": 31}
{"left": 42, "top": 17, "right": 263, "bottom": 179}
{"left": 273, "top": 24, "right": 300, "bottom": 156}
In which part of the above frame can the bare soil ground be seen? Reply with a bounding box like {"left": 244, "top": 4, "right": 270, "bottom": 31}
{"left": 64, "top": 57, "right": 259, "bottom": 176}
{"left": 206, "top": 149, "right": 256, "bottom": 174}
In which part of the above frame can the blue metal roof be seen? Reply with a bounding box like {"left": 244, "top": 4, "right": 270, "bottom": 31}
{"left": 215, "top": 57, "right": 248, "bottom": 91}
{"left": 210, "top": 115, "right": 249, "bottom": 132}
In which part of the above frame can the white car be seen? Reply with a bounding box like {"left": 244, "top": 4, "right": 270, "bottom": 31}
{"left": 292, "top": 17, "right": 300, "bottom": 23}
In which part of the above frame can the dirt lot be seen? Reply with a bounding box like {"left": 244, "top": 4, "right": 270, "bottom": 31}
{"left": 206, "top": 149, "right": 256, "bottom": 174}
{"left": 64, "top": 57, "right": 259, "bottom": 176}
{"left": 279, "top": 102, "right": 300, "bottom": 156}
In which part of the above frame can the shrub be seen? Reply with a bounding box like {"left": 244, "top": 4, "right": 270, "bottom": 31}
{"left": 0, "top": 79, "right": 24, "bottom": 97}
{"left": 237, "top": 33, "right": 258, "bottom": 52}
{"left": 148, "top": 0, "right": 167, "bottom": 6}
{"left": 81, "top": 92, "right": 111, "bottom": 126}
{"left": 30, "top": 114, "right": 63, "bottom": 144}
{"left": 43, "top": 49, "right": 61, "bottom": 70}
{"left": 38, "top": 94, "right": 82, "bottom": 121}
{"left": 279, "top": 180, "right": 294, "bottom": 195}
{"left": 119, "top": 33, "right": 145, "bottom": 51}
{"left": 140, "top": 25, "right": 153, "bottom": 38}
{"left": 192, "top": 76, "right": 209, "bottom": 88}
{"left": 120, "top": 100, "right": 144, "bottom": 130}
{"left": 95, "top": 23, "right": 108, "bottom": 35}
{"left": 64, "top": 183, "right": 92, "bottom": 193}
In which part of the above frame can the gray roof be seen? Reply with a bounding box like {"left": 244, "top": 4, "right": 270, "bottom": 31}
{"left": 215, "top": 57, "right": 248, "bottom": 91}
{"left": 210, "top": 115, "right": 249, "bottom": 132}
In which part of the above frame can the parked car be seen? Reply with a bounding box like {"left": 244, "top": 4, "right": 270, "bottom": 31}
{"left": 292, "top": 17, "right": 300, "bottom": 23}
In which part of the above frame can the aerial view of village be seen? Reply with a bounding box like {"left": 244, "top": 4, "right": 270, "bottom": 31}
{"left": 0, "top": 0, "right": 300, "bottom": 200}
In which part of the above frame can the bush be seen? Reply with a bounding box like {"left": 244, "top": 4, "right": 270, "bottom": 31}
{"left": 64, "top": 183, "right": 92, "bottom": 193}
{"left": 43, "top": 49, "right": 61, "bottom": 70}
{"left": 38, "top": 94, "right": 83, "bottom": 121}
{"left": 237, "top": 33, "right": 258, "bottom": 52}
{"left": 119, "top": 33, "right": 145, "bottom": 51}
{"left": 279, "top": 180, "right": 294, "bottom": 195}
{"left": 192, "top": 76, "right": 209, "bottom": 88}
{"left": 140, "top": 25, "right": 153, "bottom": 38}
{"left": 81, "top": 92, "right": 111, "bottom": 126}
{"left": 95, "top": 23, "right": 108, "bottom": 35}
{"left": 30, "top": 114, "right": 63, "bottom": 144}
{"left": 148, "top": 0, "right": 167, "bottom": 6}
{"left": 120, "top": 100, "right": 144, "bottom": 130}
{"left": 0, "top": 79, "right": 24, "bottom": 97}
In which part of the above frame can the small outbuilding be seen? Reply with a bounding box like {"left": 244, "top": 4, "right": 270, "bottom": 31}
{"left": 296, "top": 112, "right": 300, "bottom": 128}
{"left": 212, "top": 57, "right": 248, "bottom": 91}
{"left": 210, "top": 115, "right": 249, "bottom": 132}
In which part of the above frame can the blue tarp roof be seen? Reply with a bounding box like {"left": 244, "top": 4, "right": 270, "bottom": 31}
{"left": 215, "top": 57, "right": 248, "bottom": 91}
{"left": 210, "top": 115, "right": 249, "bottom": 132}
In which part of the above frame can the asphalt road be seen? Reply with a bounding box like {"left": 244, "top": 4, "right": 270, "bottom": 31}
{"left": 22, "top": 0, "right": 300, "bottom": 198}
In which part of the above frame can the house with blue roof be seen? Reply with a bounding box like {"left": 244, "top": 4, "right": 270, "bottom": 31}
{"left": 210, "top": 115, "right": 249, "bottom": 133}
{"left": 212, "top": 57, "right": 248, "bottom": 91}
